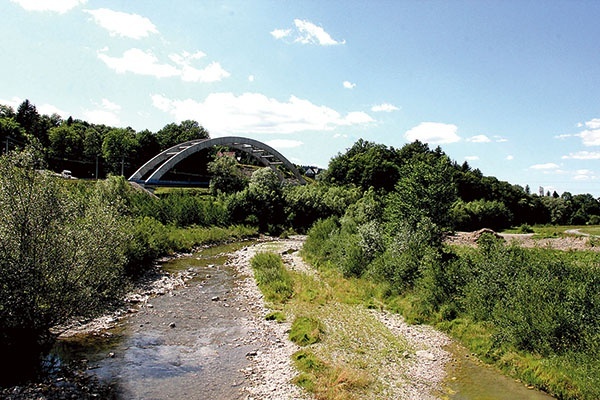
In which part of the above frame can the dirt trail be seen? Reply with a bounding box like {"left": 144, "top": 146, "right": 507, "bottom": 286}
{"left": 445, "top": 230, "right": 599, "bottom": 251}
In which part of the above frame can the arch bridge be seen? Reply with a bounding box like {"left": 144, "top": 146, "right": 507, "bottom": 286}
{"left": 129, "top": 136, "right": 306, "bottom": 187}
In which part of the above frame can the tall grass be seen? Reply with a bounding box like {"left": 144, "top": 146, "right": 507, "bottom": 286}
{"left": 250, "top": 252, "right": 294, "bottom": 304}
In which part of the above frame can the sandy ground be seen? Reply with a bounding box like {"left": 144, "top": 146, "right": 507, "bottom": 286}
{"left": 445, "top": 230, "right": 599, "bottom": 251}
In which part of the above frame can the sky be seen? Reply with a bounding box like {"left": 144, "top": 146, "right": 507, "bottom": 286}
{"left": 1, "top": 0, "right": 600, "bottom": 196}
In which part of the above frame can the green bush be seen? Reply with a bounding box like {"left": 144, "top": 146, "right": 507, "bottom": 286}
{"left": 302, "top": 217, "right": 340, "bottom": 263}
{"left": 459, "top": 235, "right": 600, "bottom": 356}
{"left": 0, "top": 148, "right": 128, "bottom": 384}
{"left": 123, "top": 216, "right": 171, "bottom": 277}
{"left": 517, "top": 223, "right": 534, "bottom": 233}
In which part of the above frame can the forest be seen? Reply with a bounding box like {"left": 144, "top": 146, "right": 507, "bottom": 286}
{"left": 1, "top": 99, "right": 600, "bottom": 399}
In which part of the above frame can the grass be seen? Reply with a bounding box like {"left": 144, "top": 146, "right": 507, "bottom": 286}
{"left": 289, "top": 316, "right": 324, "bottom": 346}
{"left": 250, "top": 251, "right": 294, "bottom": 304}
{"left": 503, "top": 224, "right": 600, "bottom": 238}
{"left": 249, "top": 247, "right": 412, "bottom": 399}
{"left": 153, "top": 187, "right": 211, "bottom": 197}
{"left": 253, "top": 243, "right": 600, "bottom": 399}
{"left": 167, "top": 224, "right": 258, "bottom": 251}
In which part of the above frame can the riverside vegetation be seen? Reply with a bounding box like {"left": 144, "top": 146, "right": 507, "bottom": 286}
{"left": 3, "top": 104, "right": 600, "bottom": 398}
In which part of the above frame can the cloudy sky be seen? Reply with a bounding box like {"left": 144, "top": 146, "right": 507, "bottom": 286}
{"left": 2, "top": 0, "right": 600, "bottom": 195}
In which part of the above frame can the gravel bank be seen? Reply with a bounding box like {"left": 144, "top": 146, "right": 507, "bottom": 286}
{"left": 229, "top": 236, "right": 453, "bottom": 400}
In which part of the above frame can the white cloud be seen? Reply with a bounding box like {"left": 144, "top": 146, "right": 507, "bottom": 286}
{"left": 343, "top": 81, "right": 356, "bottom": 89}
{"left": 101, "top": 98, "right": 121, "bottom": 112}
{"left": 574, "top": 175, "right": 592, "bottom": 181}
{"left": 97, "top": 48, "right": 229, "bottom": 82}
{"left": 270, "top": 28, "right": 291, "bottom": 39}
{"left": 467, "top": 134, "right": 491, "bottom": 143}
{"left": 494, "top": 136, "right": 508, "bottom": 143}
{"left": 151, "top": 92, "right": 374, "bottom": 135}
{"left": 84, "top": 8, "right": 158, "bottom": 39}
{"left": 98, "top": 48, "right": 179, "bottom": 77}
{"left": 506, "top": 155, "right": 514, "bottom": 161}
{"left": 248, "top": 75, "right": 255, "bottom": 82}
{"left": 266, "top": 139, "right": 303, "bottom": 149}
{"left": 464, "top": 156, "right": 479, "bottom": 161}
{"left": 576, "top": 118, "right": 600, "bottom": 146}
{"left": 272, "top": 19, "right": 344, "bottom": 46}
{"left": 573, "top": 170, "right": 596, "bottom": 181}
{"left": 180, "top": 61, "right": 230, "bottom": 83}
{"left": 371, "top": 103, "right": 399, "bottom": 112}
{"left": 585, "top": 118, "right": 600, "bottom": 129}
{"left": 83, "top": 109, "right": 120, "bottom": 126}
{"left": 38, "top": 103, "right": 67, "bottom": 117}
{"left": 82, "top": 98, "right": 122, "bottom": 126}
{"left": 555, "top": 133, "right": 573, "bottom": 140}
{"left": 168, "top": 50, "right": 229, "bottom": 82}
{"left": 10, "top": 0, "right": 86, "bottom": 13}
{"left": 562, "top": 151, "right": 600, "bottom": 160}
{"left": 404, "top": 122, "right": 460, "bottom": 144}
{"left": 0, "top": 96, "right": 22, "bottom": 109}
{"left": 168, "top": 50, "right": 206, "bottom": 64}
{"left": 530, "top": 163, "right": 560, "bottom": 170}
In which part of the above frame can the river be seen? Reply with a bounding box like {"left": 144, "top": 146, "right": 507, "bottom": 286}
{"left": 51, "top": 240, "right": 555, "bottom": 400}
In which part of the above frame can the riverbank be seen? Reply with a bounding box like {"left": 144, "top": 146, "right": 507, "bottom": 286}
{"left": 3, "top": 236, "right": 557, "bottom": 399}
{"left": 230, "top": 236, "right": 453, "bottom": 399}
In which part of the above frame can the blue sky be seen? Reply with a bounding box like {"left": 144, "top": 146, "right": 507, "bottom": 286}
{"left": 2, "top": 0, "right": 600, "bottom": 196}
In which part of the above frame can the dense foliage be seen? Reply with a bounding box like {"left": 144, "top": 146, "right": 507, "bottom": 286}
{"left": 0, "top": 147, "right": 127, "bottom": 384}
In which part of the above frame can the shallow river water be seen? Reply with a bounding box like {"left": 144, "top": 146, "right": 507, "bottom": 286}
{"left": 53, "top": 242, "right": 261, "bottom": 399}
{"left": 52, "top": 241, "right": 555, "bottom": 400}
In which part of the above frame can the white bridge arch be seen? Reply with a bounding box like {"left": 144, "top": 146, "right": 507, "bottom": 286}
{"left": 129, "top": 136, "right": 306, "bottom": 186}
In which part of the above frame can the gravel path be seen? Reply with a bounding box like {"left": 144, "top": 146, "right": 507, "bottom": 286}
{"left": 227, "top": 239, "right": 310, "bottom": 400}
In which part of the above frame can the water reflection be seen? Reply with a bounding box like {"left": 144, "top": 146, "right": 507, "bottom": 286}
{"left": 443, "top": 344, "right": 555, "bottom": 400}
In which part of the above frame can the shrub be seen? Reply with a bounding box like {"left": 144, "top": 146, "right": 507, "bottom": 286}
{"left": 0, "top": 148, "right": 128, "bottom": 384}
{"left": 123, "top": 216, "right": 171, "bottom": 277}
{"left": 517, "top": 223, "right": 534, "bottom": 233}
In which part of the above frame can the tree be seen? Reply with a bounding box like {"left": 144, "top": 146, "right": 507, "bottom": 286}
{"left": 0, "top": 147, "right": 127, "bottom": 384}
{"left": 0, "top": 104, "right": 15, "bottom": 119}
{"left": 15, "top": 99, "right": 52, "bottom": 148}
{"left": 156, "top": 120, "right": 209, "bottom": 149}
{"left": 227, "top": 167, "right": 285, "bottom": 232}
{"left": 134, "top": 129, "right": 160, "bottom": 169}
{"left": 207, "top": 154, "right": 248, "bottom": 195}
{"left": 324, "top": 139, "right": 401, "bottom": 192}
{"left": 385, "top": 155, "right": 457, "bottom": 232}
{"left": 48, "top": 123, "right": 85, "bottom": 161}
{"left": 0, "top": 117, "right": 26, "bottom": 152}
{"left": 102, "top": 127, "right": 138, "bottom": 175}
